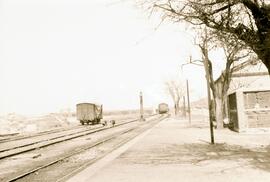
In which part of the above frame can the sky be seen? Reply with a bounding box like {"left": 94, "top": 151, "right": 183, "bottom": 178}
{"left": 0, "top": 0, "right": 217, "bottom": 115}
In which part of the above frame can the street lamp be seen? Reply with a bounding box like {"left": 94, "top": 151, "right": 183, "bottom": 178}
{"left": 181, "top": 58, "right": 215, "bottom": 144}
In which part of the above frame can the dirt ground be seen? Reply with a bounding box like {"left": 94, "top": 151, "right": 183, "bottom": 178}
{"left": 68, "top": 117, "right": 270, "bottom": 182}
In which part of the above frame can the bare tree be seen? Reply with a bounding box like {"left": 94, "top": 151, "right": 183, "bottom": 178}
{"left": 138, "top": 0, "right": 261, "bottom": 127}
{"left": 195, "top": 27, "right": 250, "bottom": 129}
{"left": 165, "top": 79, "right": 186, "bottom": 115}
{"left": 142, "top": 0, "right": 270, "bottom": 74}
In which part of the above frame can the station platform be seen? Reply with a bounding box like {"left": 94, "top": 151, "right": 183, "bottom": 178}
{"left": 67, "top": 117, "right": 270, "bottom": 182}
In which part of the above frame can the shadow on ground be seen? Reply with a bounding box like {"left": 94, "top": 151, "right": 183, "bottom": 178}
{"left": 119, "top": 143, "right": 270, "bottom": 172}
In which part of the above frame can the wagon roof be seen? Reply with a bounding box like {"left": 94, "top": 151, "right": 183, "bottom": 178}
{"left": 76, "top": 103, "right": 102, "bottom": 106}
{"left": 159, "top": 103, "right": 168, "bottom": 105}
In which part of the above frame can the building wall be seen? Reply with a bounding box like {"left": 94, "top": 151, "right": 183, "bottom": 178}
{"left": 228, "top": 90, "right": 270, "bottom": 132}
{"left": 227, "top": 62, "right": 270, "bottom": 131}
{"left": 229, "top": 62, "right": 270, "bottom": 92}
{"left": 244, "top": 91, "right": 270, "bottom": 128}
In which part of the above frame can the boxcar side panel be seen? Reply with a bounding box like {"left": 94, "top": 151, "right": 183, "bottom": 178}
{"left": 76, "top": 103, "right": 95, "bottom": 121}
{"left": 158, "top": 103, "right": 169, "bottom": 114}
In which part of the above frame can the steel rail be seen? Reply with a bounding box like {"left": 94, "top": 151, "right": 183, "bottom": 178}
{"left": 0, "top": 114, "right": 156, "bottom": 144}
{"left": 57, "top": 114, "right": 168, "bottom": 182}
{"left": 7, "top": 114, "right": 166, "bottom": 182}
{"left": 0, "top": 125, "right": 84, "bottom": 144}
{"left": 0, "top": 115, "right": 158, "bottom": 160}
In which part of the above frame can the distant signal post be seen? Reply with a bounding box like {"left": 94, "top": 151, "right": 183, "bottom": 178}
{"left": 140, "top": 91, "right": 144, "bottom": 121}
{"left": 186, "top": 79, "right": 191, "bottom": 124}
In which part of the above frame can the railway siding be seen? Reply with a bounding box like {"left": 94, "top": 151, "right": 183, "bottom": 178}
{"left": 0, "top": 114, "right": 162, "bottom": 182}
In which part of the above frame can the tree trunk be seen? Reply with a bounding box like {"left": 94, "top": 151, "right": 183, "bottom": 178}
{"left": 253, "top": 48, "right": 270, "bottom": 75}
{"left": 175, "top": 102, "right": 180, "bottom": 116}
{"left": 215, "top": 97, "right": 224, "bottom": 129}
{"left": 260, "top": 54, "right": 270, "bottom": 75}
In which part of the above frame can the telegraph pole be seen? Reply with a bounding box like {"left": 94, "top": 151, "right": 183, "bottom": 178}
{"left": 186, "top": 79, "right": 191, "bottom": 124}
{"left": 183, "top": 96, "right": 186, "bottom": 117}
{"left": 140, "top": 91, "right": 144, "bottom": 121}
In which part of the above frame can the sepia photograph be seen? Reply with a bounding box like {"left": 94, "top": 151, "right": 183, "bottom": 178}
{"left": 1, "top": 0, "right": 270, "bottom": 181}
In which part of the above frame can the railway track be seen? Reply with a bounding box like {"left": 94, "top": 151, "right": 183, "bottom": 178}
{"left": 58, "top": 114, "right": 169, "bottom": 182}
{"left": 0, "top": 114, "right": 160, "bottom": 181}
{"left": 0, "top": 125, "right": 99, "bottom": 154}
{"left": 0, "top": 114, "right": 167, "bottom": 182}
{"left": 0, "top": 115, "right": 155, "bottom": 160}
{"left": 0, "top": 125, "right": 84, "bottom": 144}
{"left": 8, "top": 127, "right": 137, "bottom": 182}
{"left": 0, "top": 115, "right": 155, "bottom": 144}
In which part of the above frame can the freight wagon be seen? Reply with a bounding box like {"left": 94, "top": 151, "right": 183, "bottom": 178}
{"left": 158, "top": 103, "right": 169, "bottom": 114}
{"left": 76, "top": 103, "right": 103, "bottom": 125}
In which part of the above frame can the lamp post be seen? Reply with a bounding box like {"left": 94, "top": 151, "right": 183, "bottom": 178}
{"left": 203, "top": 58, "right": 215, "bottom": 144}
{"left": 181, "top": 59, "right": 215, "bottom": 144}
